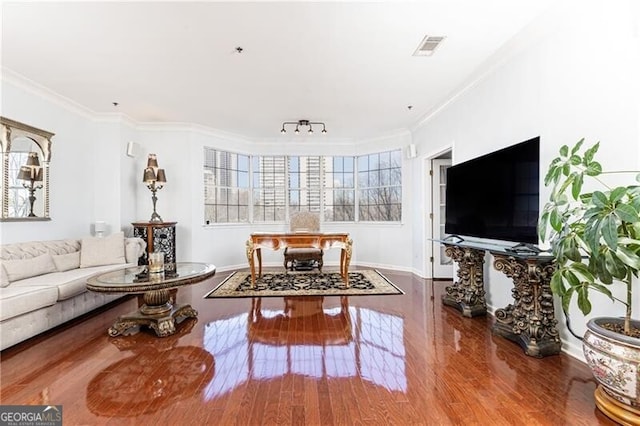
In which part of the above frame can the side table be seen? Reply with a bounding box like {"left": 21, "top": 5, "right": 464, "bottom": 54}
{"left": 132, "top": 221, "right": 177, "bottom": 271}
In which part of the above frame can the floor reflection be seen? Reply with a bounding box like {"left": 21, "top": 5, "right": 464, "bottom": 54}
{"left": 1, "top": 269, "right": 607, "bottom": 424}
{"left": 249, "top": 296, "right": 352, "bottom": 346}
{"left": 203, "top": 296, "right": 406, "bottom": 400}
{"left": 86, "top": 319, "right": 214, "bottom": 417}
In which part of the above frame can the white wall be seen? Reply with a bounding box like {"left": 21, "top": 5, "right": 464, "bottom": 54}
{"left": 0, "top": 74, "right": 136, "bottom": 242}
{"left": 118, "top": 121, "right": 142, "bottom": 235}
{"left": 0, "top": 69, "right": 416, "bottom": 271}
{"left": 412, "top": 0, "right": 640, "bottom": 359}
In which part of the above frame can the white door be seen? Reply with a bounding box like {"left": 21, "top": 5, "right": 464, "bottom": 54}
{"left": 431, "top": 159, "right": 452, "bottom": 279}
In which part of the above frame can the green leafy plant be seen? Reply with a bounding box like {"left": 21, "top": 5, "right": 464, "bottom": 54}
{"left": 538, "top": 139, "right": 640, "bottom": 336}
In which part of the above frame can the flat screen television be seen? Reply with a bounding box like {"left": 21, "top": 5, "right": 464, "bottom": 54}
{"left": 444, "top": 137, "right": 540, "bottom": 245}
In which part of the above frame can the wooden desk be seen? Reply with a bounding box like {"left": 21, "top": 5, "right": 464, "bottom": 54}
{"left": 246, "top": 233, "right": 352, "bottom": 288}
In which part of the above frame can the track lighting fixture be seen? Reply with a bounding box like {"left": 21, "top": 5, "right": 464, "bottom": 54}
{"left": 280, "top": 120, "right": 327, "bottom": 135}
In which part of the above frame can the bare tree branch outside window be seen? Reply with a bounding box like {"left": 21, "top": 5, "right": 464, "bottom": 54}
{"left": 203, "top": 148, "right": 250, "bottom": 224}
{"left": 323, "top": 156, "right": 355, "bottom": 221}
{"left": 357, "top": 150, "right": 402, "bottom": 221}
{"left": 203, "top": 149, "right": 401, "bottom": 224}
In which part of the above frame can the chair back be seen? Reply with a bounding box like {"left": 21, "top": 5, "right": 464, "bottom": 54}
{"left": 290, "top": 211, "right": 320, "bottom": 232}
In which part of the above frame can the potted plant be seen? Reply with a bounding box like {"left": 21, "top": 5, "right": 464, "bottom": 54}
{"left": 539, "top": 139, "right": 640, "bottom": 424}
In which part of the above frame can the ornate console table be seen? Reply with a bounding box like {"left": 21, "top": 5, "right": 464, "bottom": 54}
{"left": 439, "top": 239, "right": 561, "bottom": 358}
{"left": 491, "top": 253, "right": 560, "bottom": 358}
{"left": 246, "top": 233, "right": 352, "bottom": 288}
{"left": 442, "top": 245, "right": 487, "bottom": 317}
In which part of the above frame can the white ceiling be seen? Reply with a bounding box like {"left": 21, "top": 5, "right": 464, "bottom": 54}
{"left": 1, "top": 1, "right": 554, "bottom": 140}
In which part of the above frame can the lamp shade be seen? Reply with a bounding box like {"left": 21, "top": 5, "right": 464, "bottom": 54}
{"left": 17, "top": 166, "right": 33, "bottom": 181}
{"left": 143, "top": 167, "right": 156, "bottom": 183}
{"left": 26, "top": 152, "right": 40, "bottom": 167}
{"left": 34, "top": 168, "right": 43, "bottom": 182}
{"left": 156, "top": 168, "right": 167, "bottom": 183}
{"left": 146, "top": 154, "right": 159, "bottom": 168}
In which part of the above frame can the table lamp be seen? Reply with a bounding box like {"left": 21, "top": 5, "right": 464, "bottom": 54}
{"left": 143, "top": 154, "right": 167, "bottom": 222}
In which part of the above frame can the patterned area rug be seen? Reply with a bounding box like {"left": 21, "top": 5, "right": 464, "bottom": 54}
{"left": 204, "top": 270, "right": 404, "bottom": 298}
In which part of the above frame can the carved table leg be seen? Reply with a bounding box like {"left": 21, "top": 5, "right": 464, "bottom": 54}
{"left": 256, "top": 248, "right": 262, "bottom": 278}
{"left": 492, "top": 255, "right": 561, "bottom": 358}
{"left": 442, "top": 245, "right": 487, "bottom": 317}
{"left": 107, "top": 289, "right": 198, "bottom": 338}
{"left": 341, "top": 238, "right": 353, "bottom": 288}
{"left": 246, "top": 239, "right": 256, "bottom": 288}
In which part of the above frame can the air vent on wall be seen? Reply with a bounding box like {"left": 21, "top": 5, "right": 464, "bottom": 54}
{"left": 413, "top": 35, "right": 445, "bottom": 56}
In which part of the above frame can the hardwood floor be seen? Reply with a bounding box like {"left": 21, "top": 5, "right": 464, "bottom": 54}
{"left": 0, "top": 268, "right": 615, "bottom": 425}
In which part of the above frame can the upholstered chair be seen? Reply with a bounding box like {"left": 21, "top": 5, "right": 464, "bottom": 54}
{"left": 283, "top": 211, "right": 324, "bottom": 272}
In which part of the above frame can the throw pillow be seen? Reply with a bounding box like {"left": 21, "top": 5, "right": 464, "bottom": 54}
{"left": 125, "top": 238, "right": 146, "bottom": 264}
{"left": 80, "top": 232, "right": 126, "bottom": 268}
{"left": 53, "top": 252, "right": 81, "bottom": 272}
{"left": 3, "top": 253, "right": 57, "bottom": 282}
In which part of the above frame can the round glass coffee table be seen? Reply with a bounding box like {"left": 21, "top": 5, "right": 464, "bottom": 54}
{"left": 87, "top": 262, "right": 216, "bottom": 337}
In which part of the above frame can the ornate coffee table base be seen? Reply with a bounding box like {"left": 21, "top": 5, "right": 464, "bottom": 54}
{"left": 108, "top": 289, "right": 198, "bottom": 337}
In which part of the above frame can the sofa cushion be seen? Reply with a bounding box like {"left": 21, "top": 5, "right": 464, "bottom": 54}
{"left": 0, "top": 285, "right": 59, "bottom": 322}
{"left": 0, "top": 266, "right": 8, "bottom": 288}
{"left": 3, "top": 253, "right": 57, "bottom": 282}
{"left": 0, "top": 239, "right": 80, "bottom": 261}
{"left": 81, "top": 232, "right": 126, "bottom": 268}
{"left": 10, "top": 263, "right": 134, "bottom": 301}
{"left": 53, "top": 252, "right": 81, "bottom": 272}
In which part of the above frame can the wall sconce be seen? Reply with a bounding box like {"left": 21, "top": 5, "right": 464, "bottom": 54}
{"left": 17, "top": 152, "right": 43, "bottom": 217}
{"left": 280, "top": 120, "right": 327, "bottom": 135}
{"left": 143, "top": 154, "right": 167, "bottom": 222}
{"left": 94, "top": 221, "right": 107, "bottom": 237}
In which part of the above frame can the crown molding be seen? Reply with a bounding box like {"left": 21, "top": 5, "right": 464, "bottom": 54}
{"left": 1, "top": 67, "right": 96, "bottom": 120}
{"left": 93, "top": 112, "right": 139, "bottom": 127}
{"left": 411, "top": 1, "right": 566, "bottom": 133}
{"left": 136, "top": 121, "right": 253, "bottom": 144}
{"left": 4, "top": 68, "right": 410, "bottom": 147}
{"left": 2, "top": 69, "right": 253, "bottom": 143}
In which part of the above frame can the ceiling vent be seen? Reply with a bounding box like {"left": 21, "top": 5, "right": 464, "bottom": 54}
{"left": 413, "top": 35, "right": 445, "bottom": 56}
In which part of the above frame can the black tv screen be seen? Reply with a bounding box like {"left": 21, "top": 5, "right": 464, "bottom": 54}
{"left": 444, "top": 137, "right": 540, "bottom": 244}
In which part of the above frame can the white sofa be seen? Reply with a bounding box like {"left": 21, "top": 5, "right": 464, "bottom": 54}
{"left": 0, "top": 232, "right": 146, "bottom": 350}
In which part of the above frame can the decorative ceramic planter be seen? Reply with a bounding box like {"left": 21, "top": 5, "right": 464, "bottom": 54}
{"left": 583, "top": 317, "right": 640, "bottom": 425}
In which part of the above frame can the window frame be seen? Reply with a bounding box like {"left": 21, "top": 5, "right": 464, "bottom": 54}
{"left": 356, "top": 150, "right": 402, "bottom": 222}
{"left": 203, "top": 148, "right": 402, "bottom": 225}
{"left": 203, "top": 148, "right": 251, "bottom": 224}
